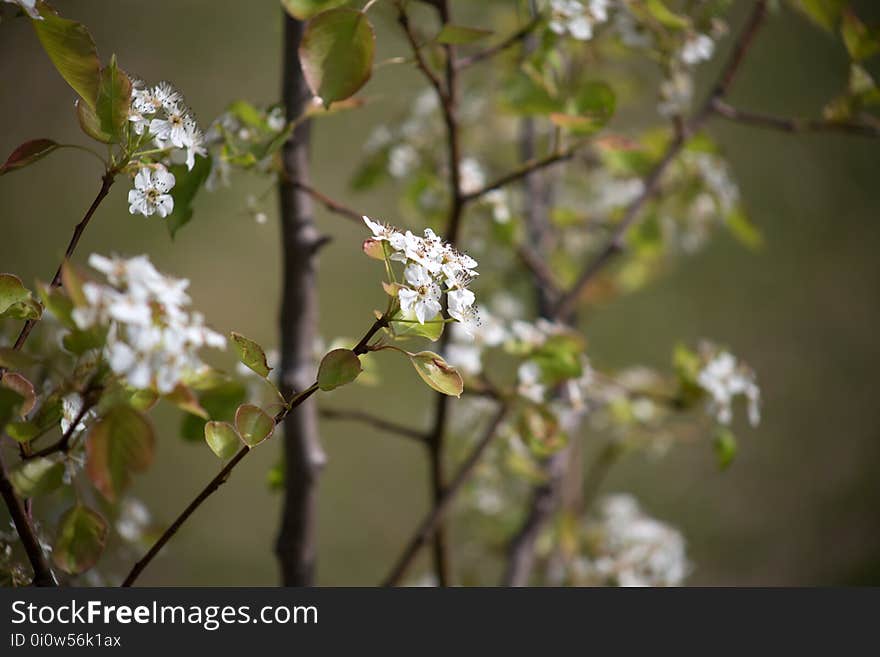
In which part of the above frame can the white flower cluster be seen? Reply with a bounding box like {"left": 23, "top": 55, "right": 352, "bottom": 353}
{"left": 363, "top": 216, "right": 479, "bottom": 329}
{"left": 576, "top": 494, "right": 689, "bottom": 587}
{"left": 126, "top": 80, "right": 206, "bottom": 218}
{"left": 4, "top": 0, "right": 40, "bottom": 19}
{"left": 72, "top": 254, "right": 225, "bottom": 394}
{"left": 547, "top": 0, "right": 611, "bottom": 41}
{"left": 697, "top": 351, "right": 761, "bottom": 426}
{"left": 659, "top": 29, "right": 721, "bottom": 117}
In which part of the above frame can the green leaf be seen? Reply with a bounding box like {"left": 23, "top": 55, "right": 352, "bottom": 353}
{"left": 234, "top": 404, "right": 275, "bottom": 446}
{"left": 566, "top": 81, "right": 616, "bottom": 132}
{"left": 714, "top": 427, "right": 737, "bottom": 470}
{"left": 409, "top": 351, "right": 463, "bottom": 397}
{"left": 0, "top": 387, "right": 24, "bottom": 429}
{"left": 501, "top": 69, "right": 562, "bottom": 116}
{"left": 95, "top": 54, "right": 132, "bottom": 142}
{"left": 0, "top": 297, "right": 42, "bottom": 320}
{"left": 282, "top": 0, "right": 348, "bottom": 20}
{"left": 389, "top": 309, "right": 445, "bottom": 341}
{"left": 37, "top": 283, "right": 75, "bottom": 328}
{"left": 436, "top": 24, "right": 493, "bottom": 45}
{"left": 86, "top": 405, "right": 155, "bottom": 501}
{"left": 530, "top": 333, "right": 585, "bottom": 385}
{"left": 644, "top": 0, "right": 690, "bottom": 30}
{"left": 0, "top": 139, "right": 60, "bottom": 176}
{"left": 726, "top": 207, "right": 764, "bottom": 251}
{"left": 230, "top": 332, "right": 273, "bottom": 378}
{"left": 6, "top": 421, "right": 40, "bottom": 443}
{"left": 76, "top": 98, "right": 113, "bottom": 143}
{"left": 32, "top": 4, "right": 101, "bottom": 109}
{"left": 204, "top": 420, "right": 242, "bottom": 459}
{"left": 10, "top": 458, "right": 64, "bottom": 497}
{"left": 61, "top": 326, "right": 106, "bottom": 356}
{"left": 52, "top": 505, "right": 108, "bottom": 575}
{"left": 517, "top": 404, "right": 566, "bottom": 456}
{"left": 299, "top": 8, "right": 375, "bottom": 107}
{"left": 165, "top": 154, "right": 212, "bottom": 238}
{"left": 841, "top": 9, "right": 880, "bottom": 62}
{"left": 317, "top": 348, "right": 362, "bottom": 391}
{"left": 787, "top": 0, "right": 846, "bottom": 32}
{"left": 0, "top": 273, "right": 30, "bottom": 314}
{"left": 180, "top": 379, "right": 247, "bottom": 441}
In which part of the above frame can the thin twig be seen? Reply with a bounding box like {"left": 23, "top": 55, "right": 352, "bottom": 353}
{"left": 456, "top": 16, "right": 542, "bottom": 69}
{"left": 319, "top": 407, "right": 427, "bottom": 443}
{"left": 553, "top": 0, "right": 769, "bottom": 320}
{"left": 461, "top": 145, "right": 580, "bottom": 204}
{"left": 22, "top": 400, "right": 92, "bottom": 461}
{"left": 382, "top": 403, "right": 508, "bottom": 586}
{"left": 122, "top": 316, "right": 388, "bottom": 587}
{"left": 0, "top": 446, "right": 57, "bottom": 586}
{"left": 9, "top": 172, "right": 115, "bottom": 355}
{"left": 710, "top": 99, "right": 880, "bottom": 137}
{"left": 287, "top": 177, "right": 363, "bottom": 222}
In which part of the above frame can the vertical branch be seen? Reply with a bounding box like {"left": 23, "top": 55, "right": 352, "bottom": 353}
{"left": 0, "top": 446, "right": 56, "bottom": 586}
{"left": 275, "top": 12, "right": 327, "bottom": 586}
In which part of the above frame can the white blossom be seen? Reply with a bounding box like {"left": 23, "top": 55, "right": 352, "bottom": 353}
{"left": 127, "top": 166, "right": 175, "bottom": 218}
{"left": 459, "top": 157, "right": 486, "bottom": 195}
{"left": 72, "top": 254, "right": 225, "bottom": 394}
{"left": 116, "top": 498, "right": 151, "bottom": 542}
{"left": 362, "top": 216, "right": 479, "bottom": 328}
{"left": 657, "top": 70, "right": 694, "bottom": 118}
{"left": 3, "top": 0, "right": 40, "bottom": 20}
{"left": 547, "top": 0, "right": 611, "bottom": 41}
{"left": 680, "top": 33, "right": 715, "bottom": 66}
{"left": 697, "top": 351, "right": 761, "bottom": 426}
{"left": 579, "top": 494, "right": 689, "bottom": 587}
{"left": 388, "top": 143, "right": 419, "bottom": 178}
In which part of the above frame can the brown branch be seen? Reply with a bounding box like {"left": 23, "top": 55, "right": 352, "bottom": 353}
{"left": 710, "top": 98, "right": 880, "bottom": 137}
{"left": 287, "top": 178, "right": 363, "bottom": 222}
{"left": 461, "top": 145, "right": 580, "bottom": 205}
{"left": 382, "top": 403, "right": 508, "bottom": 586}
{"left": 319, "top": 407, "right": 427, "bottom": 443}
{"left": 22, "top": 398, "right": 93, "bottom": 461}
{"left": 9, "top": 172, "right": 115, "bottom": 355}
{"left": 0, "top": 446, "right": 57, "bottom": 585}
{"left": 456, "top": 16, "right": 542, "bottom": 69}
{"left": 553, "top": 0, "right": 769, "bottom": 320}
{"left": 517, "top": 243, "right": 561, "bottom": 304}
{"left": 122, "top": 316, "right": 389, "bottom": 587}
{"left": 398, "top": 0, "right": 464, "bottom": 586}
{"left": 275, "top": 12, "right": 326, "bottom": 587}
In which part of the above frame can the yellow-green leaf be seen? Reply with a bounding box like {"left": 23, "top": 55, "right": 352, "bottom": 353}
{"left": 10, "top": 458, "right": 64, "bottom": 497}
{"left": 230, "top": 331, "right": 273, "bottom": 378}
{"left": 317, "top": 348, "right": 362, "bottom": 391}
{"left": 96, "top": 54, "right": 132, "bottom": 141}
{"left": 409, "top": 351, "right": 463, "bottom": 397}
{"left": 436, "top": 24, "right": 493, "bottom": 45}
{"left": 234, "top": 404, "right": 275, "bottom": 446}
{"left": 282, "top": 0, "right": 348, "bottom": 20}
{"left": 32, "top": 5, "right": 101, "bottom": 108}
{"left": 204, "top": 420, "right": 242, "bottom": 459}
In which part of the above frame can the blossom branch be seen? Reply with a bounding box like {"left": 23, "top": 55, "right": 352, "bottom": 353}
{"left": 381, "top": 402, "right": 508, "bottom": 586}
{"left": 710, "top": 99, "right": 880, "bottom": 137}
{"left": 553, "top": 0, "right": 769, "bottom": 320}
{"left": 319, "top": 408, "right": 427, "bottom": 443}
{"left": 0, "top": 446, "right": 57, "bottom": 586}
{"left": 456, "top": 16, "right": 543, "bottom": 69}
{"left": 122, "top": 315, "right": 389, "bottom": 587}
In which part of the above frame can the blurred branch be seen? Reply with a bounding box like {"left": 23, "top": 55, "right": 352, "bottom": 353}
{"left": 710, "top": 99, "right": 880, "bottom": 137}
{"left": 456, "top": 16, "right": 542, "bottom": 69}
{"left": 0, "top": 444, "right": 57, "bottom": 586}
{"left": 382, "top": 403, "right": 508, "bottom": 586}
{"left": 319, "top": 407, "right": 428, "bottom": 443}
{"left": 461, "top": 145, "right": 581, "bottom": 205}
{"left": 517, "top": 243, "right": 562, "bottom": 303}
{"left": 122, "top": 316, "right": 389, "bottom": 587}
{"left": 553, "top": 0, "right": 769, "bottom": 319}
{"left": 398, "top": 0, "right": 463, "bottom": 586}
{"left": 285, "top": 177, "right": 363, "bottom": 223}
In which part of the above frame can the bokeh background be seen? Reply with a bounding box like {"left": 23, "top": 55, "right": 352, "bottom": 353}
{"left": 1, "top": 1, "right": 878, "bottom": 586}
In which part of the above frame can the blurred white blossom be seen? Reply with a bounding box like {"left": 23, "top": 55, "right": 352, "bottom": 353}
{"left": 697, "top": 351, "right": 761, "bottom": 426}
{"left": 72, "top": 254, "right": 225, "bottom": 394}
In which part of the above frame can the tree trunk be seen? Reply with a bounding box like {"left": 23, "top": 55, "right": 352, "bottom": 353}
{"left": 275, "top": 13, "right": 326, "bottom": 586}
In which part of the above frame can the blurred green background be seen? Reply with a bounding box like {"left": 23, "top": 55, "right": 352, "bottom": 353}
{"left": 1, "top": 1, "right": 879, "bottom": 586}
